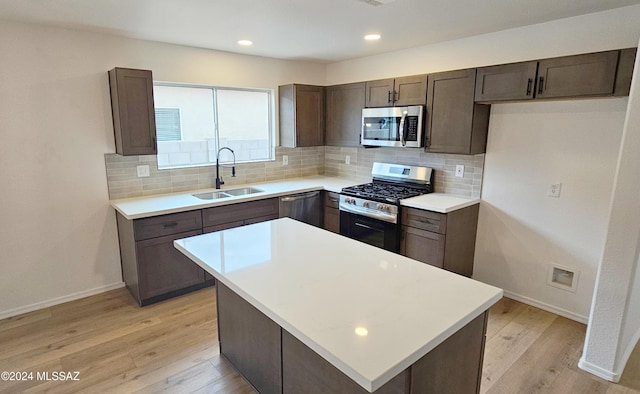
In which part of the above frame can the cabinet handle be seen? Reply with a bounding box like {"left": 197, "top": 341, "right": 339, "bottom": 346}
{"left": 526, "top": 78, "right": 533, "bottom": 96}
{"left": 163, "top": 222, "right": 179, "bottom": 228}
{"left": 538, "top": 76, "right": 545, "bottom": 94}
{"left": 387, "top": 90, "right": 391, "bottom": 103}
{"left": 393, "top": 90, "right": 398, "bottom": 103}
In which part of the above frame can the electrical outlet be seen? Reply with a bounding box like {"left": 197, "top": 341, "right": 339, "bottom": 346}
{"left": 136, "top": 165, "right": 150, "bottom": 178}
{"left": 548, "top": 182, "right": 562, "bottom": 198}
{"left": 455, "top": 165, "right": 464, "bottom": 178}
{"left": 282, "top": 155, "right": 288, "bottom": 165}
{"left": 345, "top": 155, "right": 351, "bottom": 165}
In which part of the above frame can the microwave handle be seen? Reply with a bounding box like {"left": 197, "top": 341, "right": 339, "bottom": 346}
{"left": 399, "top": 111, "right": 407, "bottom": 147}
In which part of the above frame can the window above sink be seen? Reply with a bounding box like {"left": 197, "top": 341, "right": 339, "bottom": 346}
{"left": 153, "top": 83, "right": 275, "bottom": 170}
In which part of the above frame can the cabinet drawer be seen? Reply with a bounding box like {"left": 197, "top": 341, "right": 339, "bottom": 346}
{"left": 203, "top": 198, "right": 278, "bottom": 227}
{"left": 402, "top": 208, "right": 446, "bottom": 234}
{"left": 324, "top": 191, "right": 340, "bottom": 209}
{"left": 134, "top": 210, "right": 202, "bottom": 241}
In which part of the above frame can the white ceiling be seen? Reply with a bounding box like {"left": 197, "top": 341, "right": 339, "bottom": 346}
{"left": 1, "top": 0, "right": 639, "bottom": 63}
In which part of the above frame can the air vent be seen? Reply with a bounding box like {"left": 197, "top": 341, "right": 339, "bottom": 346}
{"left": 359, "top": 0, "right": 398, "bottom": 6}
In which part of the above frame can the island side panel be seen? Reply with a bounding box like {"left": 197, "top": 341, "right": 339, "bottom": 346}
{"left": 216, "top": 282, "right": 282, "bottom": 394}
{"left": 410, "top": 311, "right": 488, "bottom": 393}
{"left": 282, "top": 330, "right": 411, "bottom": 393}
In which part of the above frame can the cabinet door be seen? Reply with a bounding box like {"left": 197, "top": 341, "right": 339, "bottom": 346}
{"left": 136, "top": 230, "right": 204, "bottom": 299}
{"left": 325, "top": 82, "right": 365, "bottom": 147}
{"left": 536, "top": 51, "right": 619, "bottom": 99}
{"left": 365, "top": 78, "right": 395, "bottom": 107}
{"left": 614, "top": 48, "right": 637, "bottom": 97}
{"left": 279, "top": 84, "right": 324, "bottom": 147}
{"left": 323, "top": 207, "right": 340, "bottom": 234}
{"left": 400, "top": 226, "right": 445, "bottom": 268}
{"left": 393, "top": 75, "right": 428, "bottom": 106}
{"left": 109, "top": 68, "right": 157, "bottom": 156}
{"left": 426, "top": 69, "right": 490, "bottom": 154}
{"left": 295, "top": 85, "right": 325, "bottom": 147}
{"left": 475, "top": 62, "right": 538, "bottom": 102}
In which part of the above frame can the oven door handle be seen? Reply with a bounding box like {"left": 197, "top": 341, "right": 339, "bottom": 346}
{"left": 340, "top": 204, "right": 397, "bottom": 224}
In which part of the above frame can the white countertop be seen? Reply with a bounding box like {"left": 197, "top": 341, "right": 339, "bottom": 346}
{"left": 110, "top": 176, "right": 479, "bottom": 219}
{"left": 110, "top": 176, "right": 358, "bottom": 220}
{"left": 400, "top": 193, "right": 480, "bottom": 213}
{"left": 174, "top": 218, "right": 503, "bottom": 392}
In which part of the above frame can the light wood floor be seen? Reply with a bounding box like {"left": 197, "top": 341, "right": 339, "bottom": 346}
{"left": 0, "top": 287, "right": 638, "bottom": 393}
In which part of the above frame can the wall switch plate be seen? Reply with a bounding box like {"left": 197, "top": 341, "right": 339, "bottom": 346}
{"left": 548, "top": 182, "right": 562, "bottom": 198}
{"left": 345, "top": 155, "right": 351, "bottom": 165}
{"left": 136, "top": 165, "right": 150, "bottom": 178}
{"left": 282, "top": 155, "right": 288, "bottom": 165}
{"left": 455, "top": 165, "right": 464, "bottom": 178}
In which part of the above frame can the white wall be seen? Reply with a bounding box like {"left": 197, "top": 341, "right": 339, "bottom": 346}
{"left": 474, "top": 99, "right": 626, "bottom": 321}
{"left": 0, "top": 19, "right": 325, "bottom": 318}
{"left": 326, "top": 4, "right": 640, "bottom": 321}
{"left": 580, "top": 44, "right": 640, "bottom": 381}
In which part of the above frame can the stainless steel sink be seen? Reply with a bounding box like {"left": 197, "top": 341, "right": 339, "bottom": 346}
{"left": 192, "top": 191, "right": 232, "bottom": 200}
{"left": 222, "top": 187, "right": 264, "bottom": 196}
{"left": 192, "top": 187, "right": 263, "bottom": 200}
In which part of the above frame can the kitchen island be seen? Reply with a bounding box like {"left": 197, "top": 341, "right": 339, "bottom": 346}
{"left": 174, "top": 218, "right": 502, "bottom": 393}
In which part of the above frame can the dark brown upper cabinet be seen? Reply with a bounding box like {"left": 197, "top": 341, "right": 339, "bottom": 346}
{"left": 474, "top": 62, "right": 538, "bottom": 102}
{"left": 279, "top": 84, "right": 325, "bottom": 148}
{"left": 108, "top": 67, "right": 157, "bottom": 156}
{"left": 365, "top": 75, "right": 427, "bottom": 107}
{"left": 426, "top": 69, "right": 490, "bottom": 155}
{"left": 475, "top": 49, "right": 636, "bottom": 102}
{"left": 614, "top": 48, "right": 637, "bottom": 96}
{"left": 325, "top": 82, "right": 365, "bottom": 147}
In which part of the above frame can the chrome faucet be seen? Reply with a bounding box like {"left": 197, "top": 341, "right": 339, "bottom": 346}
{"left": 215, "top": 147, "right": 236, "bottom": 189}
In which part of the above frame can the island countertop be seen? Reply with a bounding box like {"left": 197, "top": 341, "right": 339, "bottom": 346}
{"left": 174, "top": 218, "right": 502, "bottom": 392}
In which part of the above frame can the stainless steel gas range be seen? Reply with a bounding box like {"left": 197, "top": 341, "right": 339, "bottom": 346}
{"left": 339, "top": 162, "right": 434, "bottom": 252}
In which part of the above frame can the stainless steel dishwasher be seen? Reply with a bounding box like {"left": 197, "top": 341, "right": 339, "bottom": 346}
{"left": 278, "top": 191, "right": 322, "bottom": 227}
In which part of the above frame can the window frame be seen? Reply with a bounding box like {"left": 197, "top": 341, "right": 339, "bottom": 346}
{"left": 153, "top": 81, "right": 276, "bottom": 169}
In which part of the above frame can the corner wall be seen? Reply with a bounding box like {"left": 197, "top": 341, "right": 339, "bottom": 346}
{"left": 580, "top": 42, "right": 640, "bottom": 381}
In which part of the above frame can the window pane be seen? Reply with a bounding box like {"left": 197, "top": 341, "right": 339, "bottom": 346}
{"left": 155, "top": 108, "right": 182, "bottom": 141}
{"left": 154, "top": 85, "right": 215, "bottom": 168}
{"left": 216, "top": 89, "right": 271, "bottom": 162}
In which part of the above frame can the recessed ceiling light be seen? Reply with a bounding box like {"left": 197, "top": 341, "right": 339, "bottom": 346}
{"left": 364, "top": 34, "right": 381, "bottom": 41}
{"left": 237, "top": 40, "right": 253, "bottom": 46}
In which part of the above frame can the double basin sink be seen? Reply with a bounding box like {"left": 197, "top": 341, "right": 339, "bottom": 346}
{"left": 192, "top": 187, "right": 264, "bottom": 200}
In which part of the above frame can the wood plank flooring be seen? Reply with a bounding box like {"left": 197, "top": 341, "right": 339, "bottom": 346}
{"left": 0, "top": 287, "right": 638, "bottom": 393}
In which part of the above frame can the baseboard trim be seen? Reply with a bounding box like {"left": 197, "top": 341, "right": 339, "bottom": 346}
{"left": 578, "top": 358, "right": 620, "bottom": 382}
{"left": 0, "top": 282, "right": 126, "bottom": 320}
{"left": 502, "top": 290, "right": 589, "bottom": 324}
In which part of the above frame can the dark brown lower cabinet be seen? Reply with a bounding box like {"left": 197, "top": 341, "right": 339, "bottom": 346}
{"left": 136, "top": 230, "right": 205, "bottom": 299}
{"left": 116, "top": 210, "right": 213, "bottom": 306}
{"left": 400, "top": 204, "right": 480, "bottom": 277}
{"left": 216, "top": 281, "right": 488, "bottom": 394}
{"left": 323, "top": 191, "right": 340, "bottom": 233}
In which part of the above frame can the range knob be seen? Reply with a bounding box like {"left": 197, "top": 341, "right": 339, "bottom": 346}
{"left": 363, "top": 201, "right": 370, "bottom": 208}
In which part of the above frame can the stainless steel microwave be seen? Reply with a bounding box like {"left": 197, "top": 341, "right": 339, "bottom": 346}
{"left": 361, "top": 105, "right": 424, "bottom": 148}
